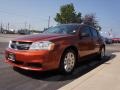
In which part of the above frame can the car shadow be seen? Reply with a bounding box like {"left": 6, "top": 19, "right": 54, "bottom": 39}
{"left": 13, "top": 53, "right": 116, "bottom": 81}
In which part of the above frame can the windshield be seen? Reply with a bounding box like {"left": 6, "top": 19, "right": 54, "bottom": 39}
{"left": 43, "top": 25, "right": 79, "bottom": 35}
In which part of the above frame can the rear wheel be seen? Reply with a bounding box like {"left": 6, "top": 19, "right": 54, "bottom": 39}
{"left": 97, "top": 47, "right": 105, "bottom": 60}
{"left": 59, "top": 49, "right": 76, "bottom": 74}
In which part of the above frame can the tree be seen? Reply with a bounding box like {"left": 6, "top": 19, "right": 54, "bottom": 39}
{"left": 82, "top": 14, "right": 101, "bottom": 30}
{"left": 54, "top": 3, "right": 82, "bottom": 24}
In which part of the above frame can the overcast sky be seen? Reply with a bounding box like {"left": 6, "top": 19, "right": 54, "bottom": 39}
{"left": 0, "top": 0, "right": 119, "bottom": 37}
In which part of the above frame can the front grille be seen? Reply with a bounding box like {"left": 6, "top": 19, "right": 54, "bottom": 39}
{"left": 10, "top": 41, "right": 32, "bottom": 50}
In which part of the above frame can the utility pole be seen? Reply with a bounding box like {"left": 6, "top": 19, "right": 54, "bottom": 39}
{"left": 48, "top": 16, "right": 50, "bottom": 28}
{"left": 8, "top": 22, "right": 10, "bottom": 30}
{"left": 24, "top": 22, "right": 27, "bottom": 29}
{"left": 0, "top": 23, "right": 2, "bottom": 29}
{"left": 0, "top": 23, "right": 2, "bottom": 32}
{"left": 6, "top": 24, "right": 7, "bottom": 30}
{"left": 28, "top": 24, "right": 31, "bottom": 30}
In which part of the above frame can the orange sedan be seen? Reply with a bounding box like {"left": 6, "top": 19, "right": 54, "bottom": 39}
{"left": 5, "top": 24, "right": 105, "bottom": 74}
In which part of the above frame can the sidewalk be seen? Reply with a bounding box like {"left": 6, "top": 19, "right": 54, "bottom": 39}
{"left": 59, "top": 52, "right": 120, "bottom": 90}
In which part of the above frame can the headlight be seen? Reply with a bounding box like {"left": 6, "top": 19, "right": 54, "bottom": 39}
{"left": 29, "top": 41, "right": 55, "bottom": 50}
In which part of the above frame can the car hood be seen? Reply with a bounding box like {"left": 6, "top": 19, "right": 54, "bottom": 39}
{"left": 13, "top": 33, "right": 71, "bottom": 42}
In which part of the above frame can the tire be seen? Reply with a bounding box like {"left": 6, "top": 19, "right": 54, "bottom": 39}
{"left": 59, "top": 49, "right": 77, "bottom": 74}
{"left": 97, "top": 47, "right": 105, "bottom": 60}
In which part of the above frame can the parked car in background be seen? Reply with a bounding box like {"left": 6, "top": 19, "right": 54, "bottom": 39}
{"left": 18, "top": 29, "right": 30, "bottom": 35}
{"left": 0, "top": 28, "right": 15, "bottom": 34}
{"left": 105, "top": 38, "right": 112, "bottom": 44}
{"left": 112, "top": 38, "right": 120, "bottom": 43}
{"left": 30, "top": 30, "right": 42, "bottom": 34}
{"left": 5, "top": 24, "right": 105, "bottom": 74}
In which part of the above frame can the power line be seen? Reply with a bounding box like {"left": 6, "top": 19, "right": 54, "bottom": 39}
{"left": 0, "top": 9, "right": 55, "bottom": 30}
{"left": 0, "top": 9, "right": 28, "bottom": 18}
{"left": 0, "top": 9, "right": 48, "bottom": 21}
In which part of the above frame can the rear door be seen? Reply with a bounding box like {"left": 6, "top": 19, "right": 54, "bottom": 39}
{"left": 78, "top": 26, "right": 94, "bottom": 57}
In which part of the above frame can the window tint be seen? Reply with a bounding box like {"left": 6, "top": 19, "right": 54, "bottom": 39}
{"left": 80, "top": 26, "right": 91, "bottom": 37}
{"left": 90, "top": 28, "right": 98, "bottom": 38}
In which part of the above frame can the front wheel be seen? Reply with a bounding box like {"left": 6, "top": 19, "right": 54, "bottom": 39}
{"left": 59, "top": 49, "right": 76, "bottom": 74}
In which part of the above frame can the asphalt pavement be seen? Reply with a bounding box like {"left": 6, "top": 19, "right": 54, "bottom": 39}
{"left": 0, "top": 34, "right": 120, "bottom": 90}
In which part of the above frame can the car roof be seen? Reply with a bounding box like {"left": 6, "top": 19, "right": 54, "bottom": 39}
{"left": 58, "top": 23, "right": 97, "bottom": 30}
{"left": 58, "top": 23, "right": 94, "bottom": 27}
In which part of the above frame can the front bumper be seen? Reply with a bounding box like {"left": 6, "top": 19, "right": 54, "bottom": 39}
{"left": 5, "top": 48, "right": 58, "bottom": 71}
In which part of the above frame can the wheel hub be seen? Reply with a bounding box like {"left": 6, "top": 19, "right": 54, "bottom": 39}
{"left": 64, "top": 52, "right": 75, "bottom": 72}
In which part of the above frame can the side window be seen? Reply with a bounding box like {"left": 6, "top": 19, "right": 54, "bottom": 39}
{"left": 80, "top": 26, "right": 91, "bottom": 38}
{"left": 66, "top": 25, "right": 79, "bottom": 34}
{"left": 90, "top": 28, "right": 98, "bottom": 38}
